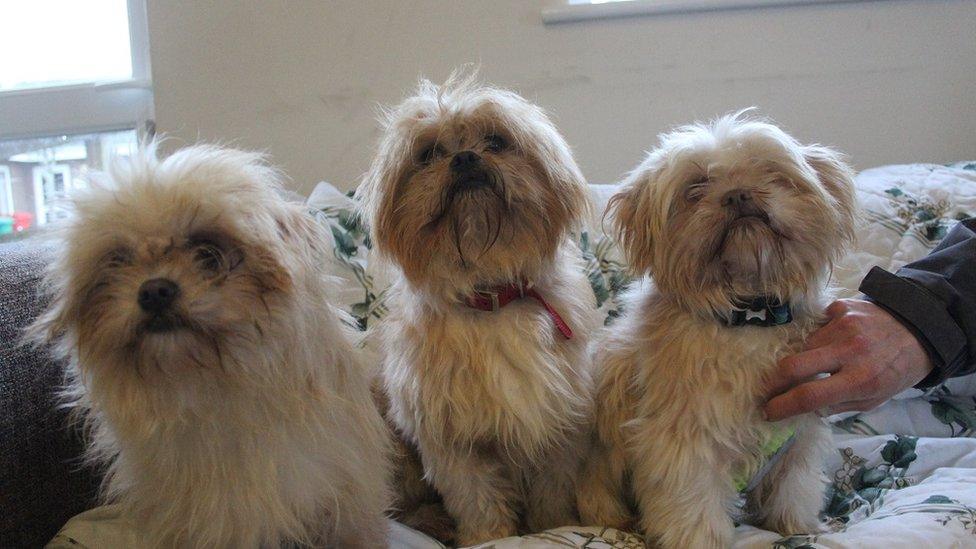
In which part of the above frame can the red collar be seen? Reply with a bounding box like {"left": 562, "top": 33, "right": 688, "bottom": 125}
{"left": 463, "top": 282, "right": 574, "bottom": 340}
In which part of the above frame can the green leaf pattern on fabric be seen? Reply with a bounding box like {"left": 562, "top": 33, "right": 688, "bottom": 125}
{"left": 821, "top": 436, "right": 918, "bottom": 530}
{"left": 575, "top": 230, "right": 632, "bottom": 325}
{"left": 926, "top": 386, "right": 976, "bottom": 437}
{"left": 310, "top": 205, "right": 387, "bottom": 331}
{"left": 873, "top": 185, "right": 970, "bottom": 244}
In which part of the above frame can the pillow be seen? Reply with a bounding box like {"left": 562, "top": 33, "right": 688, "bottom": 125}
{"left": 833, "top": 162, "right": 976, "bottom": 298}
{"left": 305, "top": 183, "right": 390, "bottom": 331}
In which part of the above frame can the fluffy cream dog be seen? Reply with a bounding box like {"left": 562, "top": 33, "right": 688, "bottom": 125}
{"left": 579, "top": 113, "right": 856, "bottom": 548}
{"left": 28, "top": 145, "right": 390, "bottom": 548}
{"left": 359, "top": 72, "right": 601, "bottom": 545}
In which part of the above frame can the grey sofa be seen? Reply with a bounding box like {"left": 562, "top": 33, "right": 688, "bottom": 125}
{"left": 0, "top": 242, "right": 101, "bottom": 548}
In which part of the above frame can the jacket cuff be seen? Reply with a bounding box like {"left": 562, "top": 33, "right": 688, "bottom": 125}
{"left": 859, "top": 266, "right": 967, "bottom": 388}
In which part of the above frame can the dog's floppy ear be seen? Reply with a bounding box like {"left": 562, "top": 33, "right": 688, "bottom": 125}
{"left": 21, "top": 243, "right": 84, "bottom": 356}
{"left": 526, "top": 105, "right": 593, "bottom": 229}
{"left": 23, "top": 283, "right": 71, "bottom": 350}
{"left": 541, "top": 142, "right": 592, "bottom": 229}
{"left": 244, "top": 205, "right": 330, "bottom": 296}
{"left": 803, "top": 145, "right": 857, "bottom": 246}
{"left": 273, "top": 205, "right": 326, "bottom": 253}
{"left": 356, "top": 128, "right": 410, "bottom": 259}
{"left": 606, "top": 176, "right": 655, "bottom": 275}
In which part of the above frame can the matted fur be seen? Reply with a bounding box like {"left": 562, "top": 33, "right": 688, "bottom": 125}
{"left": 27, "top": 145, "right": 390, "bottom": 548}
{"left": 579, "top": 113, "right": 856, "bottom": 548}
{"left": 359, "top": 70, "right": 601, "bottom": 545}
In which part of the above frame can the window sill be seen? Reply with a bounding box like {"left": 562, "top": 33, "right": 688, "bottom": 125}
{"left": 0, "top": 79, "right": 152, "bottom": 99}
{"left": 542, "top": 0, "right": 876, "bottom": 24}
{"left": 0, "top": 82, "right": 153, "bottom": 140}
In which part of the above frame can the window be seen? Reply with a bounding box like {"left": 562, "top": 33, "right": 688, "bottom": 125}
{"left": 33, "top": 164, "right": 73, "bottom": 226}
{"left": 0, "top": 1, "right": 134, "bottom": 92}
{"left": 544, "top": 0, "right": 859, "bottom": 24}
{"left": 0, "top": 1, "right": 152, "bottom": 242}
{"left": 0, "top": 166, "right": 12, "bottom": 214}
{"left": 0, "top": 130, "right": 138, "bottom": 239}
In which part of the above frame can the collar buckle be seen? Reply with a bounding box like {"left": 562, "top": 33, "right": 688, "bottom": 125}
{"left": 465, "top": 282, "right": 573, "bottom": 340}
{"left": 473, "top": 288, "right": 500, "bottom": 312}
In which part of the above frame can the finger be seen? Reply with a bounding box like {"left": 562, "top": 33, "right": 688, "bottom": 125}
{"left": 803, "top": 314, "right": 851, "bottom": 352}
{"left": 764, "top": 371, "right": 859, "bottom": 421}
{"left": 765, "top": 346, "right": 846, "bottom": 397}
{"left": 824, "top": 299, "right": 854, "bottom": 320}
{"left": 827, "top": 398, "right": 887, "bottom": 415}
{"left": 824, "top": 298, "right": 868, "bottom": 319}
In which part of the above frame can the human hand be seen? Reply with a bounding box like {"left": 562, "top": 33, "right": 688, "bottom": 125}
{"left": 764, "top": 299, "right": 934, "bottom": 421}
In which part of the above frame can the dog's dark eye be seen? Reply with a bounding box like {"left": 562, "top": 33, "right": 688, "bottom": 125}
{"left": 193, "top": 242, "right": 224, "bottom": 272}
{"left": 104, "top": 247, "right": 132, "bottom": 267}
{"left": 417, "top": 143, "right": 446, "bottom": 165}
{"left": 684, "top": 177, "right": 710, "bottom": 203}
{"left": 484, "top": 134, "right": 508, "bottom": 153}
{"left": 189, "top": 234, "right": 244, "bottom": 275}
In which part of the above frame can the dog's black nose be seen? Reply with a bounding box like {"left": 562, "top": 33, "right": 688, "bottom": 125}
{"left": 137, "top": 278, "right": 180, "bottom": 313}
{"left": 721, "top": 189, "right": 753, "bottom": 207}
{"left": 450, "top": 150, "right": 482, "bottom": 172}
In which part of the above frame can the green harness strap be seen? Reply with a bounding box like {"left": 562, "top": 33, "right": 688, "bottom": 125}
{"left": 732, "top": 426, "right": 797, "bottom": 493}
{"left": 721, "top": 297, "right": 797, "bottom": 492}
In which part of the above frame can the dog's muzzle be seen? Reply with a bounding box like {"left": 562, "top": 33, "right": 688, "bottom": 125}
{"left": 142, "top": 314, "right": 184, "bottom": 333}
{"left": 450, "top": 150, "right": 491, "bottom": 192}
{"left": 722, "top": 188, "right": 769, "bottom": 223}
{"left": 138, "top": 278, "right": 179, "bottom": 312}
{"left": 137, "top": 278, "right": 184, "bottom": 333}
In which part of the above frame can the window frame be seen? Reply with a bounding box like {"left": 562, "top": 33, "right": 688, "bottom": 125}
{"left": 0, "top": 0, "right": 154, "bottom": 141}
{"left": 32, "top": 163, "right": 73, "bottom": 226}
{"left": 543, "top": 0, "right": 871, "bottom": 24}
{"left": 0, "top": 166, "right": 12, "bottom": 215}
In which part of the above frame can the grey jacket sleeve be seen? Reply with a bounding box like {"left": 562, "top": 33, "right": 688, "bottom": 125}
{"left": 859, "top": 217, "right": 976, "bottom": 388}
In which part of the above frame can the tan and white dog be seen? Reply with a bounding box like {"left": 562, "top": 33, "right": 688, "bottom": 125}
{"left": 29, "top": 145, "right": 390, "bottom": 548}
{"left": 359, "top": 72, "right": 601, "bottom": 545}
{"left": 579, "top": 113, "right": 856, "bottom": 548}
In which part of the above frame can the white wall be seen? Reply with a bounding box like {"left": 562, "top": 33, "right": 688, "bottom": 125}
{"left": 147, "top": 0, "right": 976, "bottom": 195}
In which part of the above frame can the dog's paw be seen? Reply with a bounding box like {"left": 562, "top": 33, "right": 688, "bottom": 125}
{"left": 578, "top": 497, "right": 635, "bottom": 532}
{"left": 762, "top": 513, "right": 828, "bottom": 536}
{"left": 402, "top": 503, "right": 457, "bottom": 545}
{"left": 457, "top": 524, "right": 518, "bottom": 547}
{"left": 657, "top": 526, "right": 731, "bottom": 549}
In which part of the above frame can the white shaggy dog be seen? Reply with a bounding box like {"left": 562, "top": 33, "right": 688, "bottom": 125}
{"left": 28, "top": 145, "right": 390, "bottom": 548}
{"left": 358, "top": 72, "right": 601, "bottom": 545}
{"left": 579, "top": 113, "right": 856, "bottom": 548}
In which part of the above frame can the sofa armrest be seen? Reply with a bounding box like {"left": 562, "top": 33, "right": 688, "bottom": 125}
{"left": 0, "top": 241, "right": 101, "bottom": 548}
